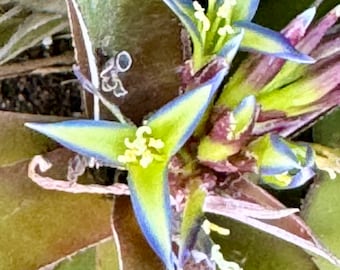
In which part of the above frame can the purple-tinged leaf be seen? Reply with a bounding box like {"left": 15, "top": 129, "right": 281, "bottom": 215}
{"left": 296, "top": 5, "right": 340, "bottom": 55}
{"left": 25, "top": 120, "right": 136, "bottom": 166}
{"left": 281, "top": 7, "right": 316, "bottom": 46}
{"left": 311, "top": 32, "right": 340, "bottom": 61}
{"left": 253, "top": 108, "right": 337, "bottom": 138}
{"left": 215, "top": 8, "right": 316, "bottom": 108}
{"left": 231, "top": 0, "right": 259, "bottom": 22}
{"left": 198, "top": 95, "right": 258, "bottom": 169}
{"left": 234, "top": 21, "right": 315, "bottom": 63}
{"left": 261, "top": 5, "right": 340, "bottom": 93}
{"left": 257, "top": 54, "right": 340, "bottom": 117}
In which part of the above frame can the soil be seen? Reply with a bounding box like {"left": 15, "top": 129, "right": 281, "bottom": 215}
{"left": 0, "top": 73, "right": 82, "bottom": 116}
{"left": 0, "top": 38, "right": 82, "bottom": 117}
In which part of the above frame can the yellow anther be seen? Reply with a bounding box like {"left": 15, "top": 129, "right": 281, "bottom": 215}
{"left": 140, "top": 150, "right": 154, "bottom": 168}
{"left": 217, "top": 0, "right": 236, "bottom": 18}
{"left": 118, "top": 126, "right": 165, "bottom": 168}
{"left": 193, "top": 1, "right": 211, "bottom": 32}
{"left": 149, "top": 138, "right": 165, "bottom": 150}
{"left": 136, "top": 125, "right": 152, "bottom": 138}
{"left": 202, "top": 219, "right": 230, "bottom": 236}
{"left": 117, "top": 149, "right": 137, "bottom": 164}
{"left": 218, "top": 25, "right": 235, "bottom": 36}
{"left": 193, "top": 1, "right": 204, "bottom": 12}
{"left": 202, "top": 219, "right": 212, "bottom": 234}
{"left": 211, "top": 244, "right": 243, "bottom": 270}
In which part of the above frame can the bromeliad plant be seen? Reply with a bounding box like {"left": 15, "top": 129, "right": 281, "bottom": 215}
{"left": 163, "top": 0, "right": 314, "bottom": 74}
{"left": 25, "top": 0, "right": 340, "bottom": 269}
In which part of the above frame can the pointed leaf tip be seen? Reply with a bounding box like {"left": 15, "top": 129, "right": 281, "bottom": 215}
{"left": 235, "top": 21, "right": 315, "bottom": 64}
{"left": 25, "top": 120, "right": 136, "bottom": 165}
{"left": 298, "top": 7, "right": 316, "bottom": 27}
{"left": 218, "top": 30, "right": 245, "bottom": 63}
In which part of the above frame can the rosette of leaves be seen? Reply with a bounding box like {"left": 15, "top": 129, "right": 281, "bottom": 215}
{"left": 3, "top": 0, "right": 340, "bottom": 269}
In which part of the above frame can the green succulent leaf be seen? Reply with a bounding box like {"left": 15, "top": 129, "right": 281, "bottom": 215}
{"left": 235, "top": 21, "right": 315, "bottom": 63}
{"left": 302, "top": 172, "right": 340, "bottom": 270}
{"left": 25, "top": 120, "right": 136, "bottom": 166}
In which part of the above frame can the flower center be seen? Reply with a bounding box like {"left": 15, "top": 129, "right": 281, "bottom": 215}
{"left": 118, "top": 126, "right": 165, "bottom": 168}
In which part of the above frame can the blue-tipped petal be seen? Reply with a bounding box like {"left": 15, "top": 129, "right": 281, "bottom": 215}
{"left": 218, "top": 30, "right": 244, "bottom": 63}
{"left": 147, "top": 67, "right": 228, "bottom": 156}
{"left": 251, "top": 134, "right": 300, "bottom": 175}
{"left": 288, "top": 166, "right": 315, "bottom": 189}
{"left": 234, "top": 21, "right": 315, "bottom": 63}
{"left": 25, "top": 120, "right": 136, "bottom": 166}
{"left": 127, "top": 163, "right": 174, "bottom": 270}
{"left": 232, "top": 0, "right": 260, "bottom": 22}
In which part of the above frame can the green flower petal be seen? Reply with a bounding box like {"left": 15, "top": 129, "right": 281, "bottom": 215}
{"left": 127, "top": 161, "right": 173, "bottom": 270}
{"left": 235, "top": 21, "right": 315, "bottom": 63}
{"left": 25, "top": 120, "right": 136, "bottom": 166}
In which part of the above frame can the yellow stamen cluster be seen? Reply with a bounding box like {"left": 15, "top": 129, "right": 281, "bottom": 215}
{"left": 218, "top": 24, "right": 235, "bottom": 36}
{"left": 202, "top": 219, "right": 230, "bottom": 236}
{"left": 217, "top": 0, "right": 236, "bottom": 19}
{"left": 216, "top": 0, "right": 236, "bottom": 36}
{"left": 193, "top": 1, "right": 211, "bottom": 32}
{"left": 118, "top": 126, "right": 165, "bottom": 168}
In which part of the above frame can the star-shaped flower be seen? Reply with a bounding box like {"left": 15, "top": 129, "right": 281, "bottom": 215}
{"left": 25, "top": 67, "right": 227, "bottom": 270}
